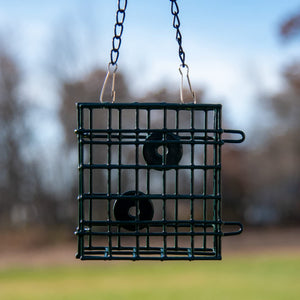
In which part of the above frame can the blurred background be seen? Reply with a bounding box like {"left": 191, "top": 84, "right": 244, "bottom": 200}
{"left": 0, "top": 1, "right": 300, "bottom": 298}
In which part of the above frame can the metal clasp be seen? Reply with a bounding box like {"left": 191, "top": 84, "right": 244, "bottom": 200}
{"left": 179, "top": 64, "right": 196, "bottom": 104}
{"left": 99, "top": 63, "right": 118, "bottom": 103}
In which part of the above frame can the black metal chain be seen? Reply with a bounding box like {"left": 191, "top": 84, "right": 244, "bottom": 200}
{"left": 170, "top": 0, "right": 186, "bottom": 67}
{"left": 110, "top": 0, "right": 127, "bottom": 66}
{"left": 110, "top": 0, "right": 185, "bottom": 67}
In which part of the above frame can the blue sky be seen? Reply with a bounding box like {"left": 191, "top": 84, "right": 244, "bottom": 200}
{"left": 1, "top": 0, "right": 300, "bottom": 129}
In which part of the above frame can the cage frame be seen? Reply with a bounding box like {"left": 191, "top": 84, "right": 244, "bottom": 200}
{"left": 75, "top": 102, "right": 244, "bottom": 261}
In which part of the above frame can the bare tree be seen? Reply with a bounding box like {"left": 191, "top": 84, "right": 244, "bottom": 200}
{"left": 242, "top": 11, "right": 300, "bottom": 225}
{"left": 0, "top": 44, "right": 37, "bottom": 226}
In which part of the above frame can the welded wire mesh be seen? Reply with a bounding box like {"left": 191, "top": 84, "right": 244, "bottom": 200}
{"left": 75, "top": 102, "right": 244, "bottom": 260}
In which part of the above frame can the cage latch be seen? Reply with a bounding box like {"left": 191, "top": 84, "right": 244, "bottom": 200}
{"left": 222, "top": 221, "right": 244, "bottom": 236}
{"left": 222, "top": 129, "right": 245, "bottom": 144}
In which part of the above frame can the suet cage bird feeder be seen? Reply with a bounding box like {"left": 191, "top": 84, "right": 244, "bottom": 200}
{"left": 75, "top": 102, "right": 245, "bottom": 260}
{"left": 75, "top": 0, "right": 245, "bottom": 261}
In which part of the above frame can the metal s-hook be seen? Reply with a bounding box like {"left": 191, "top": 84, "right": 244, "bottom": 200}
{"left": 179, "top": 64, "right": 196, "bottom": 104}
{"left": 99, "top": 63, "right": 118, "bottom": 103}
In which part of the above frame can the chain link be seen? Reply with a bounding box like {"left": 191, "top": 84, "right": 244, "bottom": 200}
{"left": 170, "top": 0, "right": 186, "bottom": 66}
{"left": 170, "top": 0, "right": 196, "bottom": 103}
{"left": 110, "top": 0, "right": 127, "bottom": 65}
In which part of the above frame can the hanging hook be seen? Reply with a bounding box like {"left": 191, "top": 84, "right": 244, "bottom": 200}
{"left": 99, "top": 63, "right": 118, "bottom": 103}
{"left": 178, "top": 64, "right": 196, "bottom": 104}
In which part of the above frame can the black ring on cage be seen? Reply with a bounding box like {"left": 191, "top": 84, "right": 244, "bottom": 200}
{"left": 113, "top": 191, "right": 154, "bottom": 231}
{"left": 143, "top": 131, "right": 183, "bottom": 170}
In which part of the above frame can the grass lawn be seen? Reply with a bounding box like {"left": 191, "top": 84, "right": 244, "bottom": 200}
{"left": 0, "top": 254, "right": 299, "bottom": 300}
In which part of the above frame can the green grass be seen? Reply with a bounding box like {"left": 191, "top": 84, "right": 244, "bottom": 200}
{"left": 1, "top": 255, "right": 299, "bottom": 300}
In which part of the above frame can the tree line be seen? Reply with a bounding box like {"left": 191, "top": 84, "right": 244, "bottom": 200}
{"left": 1, "top": 10, "right": 300, "bottom": 229}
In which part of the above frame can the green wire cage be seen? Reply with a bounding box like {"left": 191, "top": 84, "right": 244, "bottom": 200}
{"left": 75, "top": 102, "right": 245, "bottom": 261}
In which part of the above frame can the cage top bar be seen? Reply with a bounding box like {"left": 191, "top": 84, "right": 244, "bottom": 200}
{"left": 76, "top": 102, "right": 222, "bottom": 110}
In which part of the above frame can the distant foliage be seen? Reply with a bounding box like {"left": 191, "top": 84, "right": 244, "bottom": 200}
{"left": 280, "top": 10, "right": 300, "bottom": 41}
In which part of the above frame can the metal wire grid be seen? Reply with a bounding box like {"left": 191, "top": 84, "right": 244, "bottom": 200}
{"left": 75, "top": 102, "right": 244, "bottom": 260}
